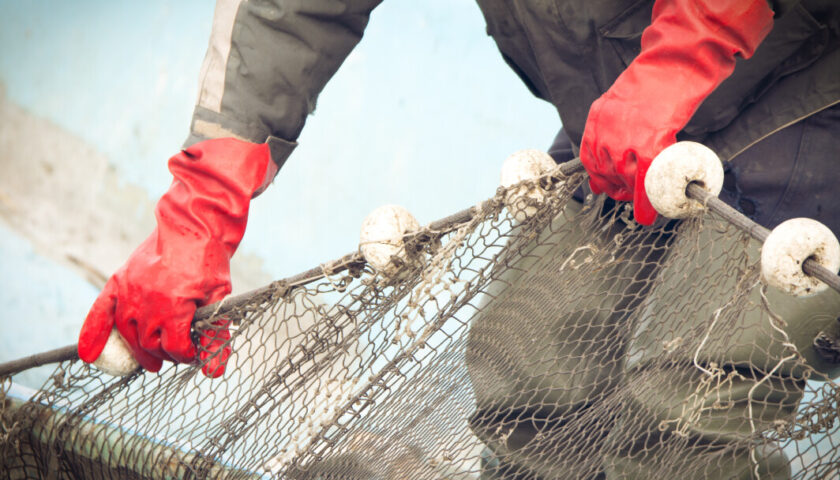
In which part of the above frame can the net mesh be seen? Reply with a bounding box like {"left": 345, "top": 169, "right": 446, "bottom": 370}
{"left": 2, "top": 167, "right": 840, "bottom": 479}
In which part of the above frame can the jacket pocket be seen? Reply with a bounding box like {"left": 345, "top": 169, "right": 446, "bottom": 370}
{"left": 598, "top": 0, "right": 654, "bottom": 69}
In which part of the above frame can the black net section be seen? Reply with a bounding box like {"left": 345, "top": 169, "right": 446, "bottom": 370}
{"left": 2, "top": 167, "right": 839, "bottom": 479}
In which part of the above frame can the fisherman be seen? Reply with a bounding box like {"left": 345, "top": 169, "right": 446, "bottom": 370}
{"left": 77, "top": 0, "right": 840, "bottom": 477}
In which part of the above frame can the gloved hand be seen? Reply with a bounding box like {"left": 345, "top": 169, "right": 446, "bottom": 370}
{"left": 78, "top": 138, "right": 276, "bottom": 377}
{"left": 580, "top": 0, "right": 773, "bottom": 225}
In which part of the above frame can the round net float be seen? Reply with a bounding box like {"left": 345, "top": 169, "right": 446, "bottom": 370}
{"left": 359, "top": 204, "right": 421, "bottom": 276}
{"left": 499, "top": 149, "right": 556, "bottom": 222}
{"left": 761, "top": 218, "right": 840, "bottom": 297}
{"left": 644, "top": 141, "right": 724, "bottom": 219}
{"left": 93, "top": 328, "right": 139, "bottom": 376}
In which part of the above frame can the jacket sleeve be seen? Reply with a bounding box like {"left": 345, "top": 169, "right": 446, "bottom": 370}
{"left": 184, "top": 0, "right": 384, "bottom": 168}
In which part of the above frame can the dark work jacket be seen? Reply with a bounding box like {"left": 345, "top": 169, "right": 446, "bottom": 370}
{"left": 185, "top": 0, "right": 840, "bottom": 209}
{"left": 474, "top": 0, "right": 840, "bottom": 161}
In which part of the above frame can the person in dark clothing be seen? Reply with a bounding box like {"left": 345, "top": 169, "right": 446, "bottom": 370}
{"left": 76, "top": 1, "right": 840, "bottom": 477}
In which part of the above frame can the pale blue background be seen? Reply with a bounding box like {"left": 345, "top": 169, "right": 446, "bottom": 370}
{"left": 0, "top": 0, "right": 560, "bottom": 388}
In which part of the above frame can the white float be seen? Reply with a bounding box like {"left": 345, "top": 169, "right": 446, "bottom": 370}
{"left": 93, "top": 328, "right": 139, "bottom": 376}
{"left": 499, "top": 149, "right": 557, "bottom": 222}
{"left": 761, "top": 218, "right": 840, "bottom": 297}
{"left": 359, "top": 205, "right": 420, "bottom": 276}
{"left": 644, "top": 141, "right": 724, "bottom": 219}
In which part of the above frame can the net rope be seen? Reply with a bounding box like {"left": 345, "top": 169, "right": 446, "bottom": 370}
{"left": 2, "top": 166, "right": 839, "bottom": 479}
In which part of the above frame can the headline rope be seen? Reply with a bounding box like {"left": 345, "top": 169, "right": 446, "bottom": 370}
{"left": 1, "top": 158, "right": 837, "bottom": 378}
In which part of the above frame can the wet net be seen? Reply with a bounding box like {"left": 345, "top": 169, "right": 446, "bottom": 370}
{"left": 2, "top": 164, "right": 840, "bottom": 479}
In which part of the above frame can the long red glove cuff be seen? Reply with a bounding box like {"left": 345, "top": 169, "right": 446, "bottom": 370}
{"left": 581, "top": 0, "right": 774, "bottom": 225}
{"left": 78, "top": 138, "right": 273, "bottom": 377}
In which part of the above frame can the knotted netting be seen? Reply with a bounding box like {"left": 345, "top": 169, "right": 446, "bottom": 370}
{"left": 2, "top": 164, "right": 839, "bottom": 479}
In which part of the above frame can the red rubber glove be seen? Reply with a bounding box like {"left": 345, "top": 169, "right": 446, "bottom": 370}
{"left": 580, "top": 0, "right": 773, "bottom": 225}
{"left": 78, "top": 138, "right": 275, "bottom": 378}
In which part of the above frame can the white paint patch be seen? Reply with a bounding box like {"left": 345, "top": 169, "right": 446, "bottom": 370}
{"left": 0, "top": 90, "right": 270, "bottom": 293}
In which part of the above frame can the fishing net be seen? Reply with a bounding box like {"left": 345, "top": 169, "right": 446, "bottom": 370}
{"left": 2, "top": 164, "right": 839, "bottom": 479}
